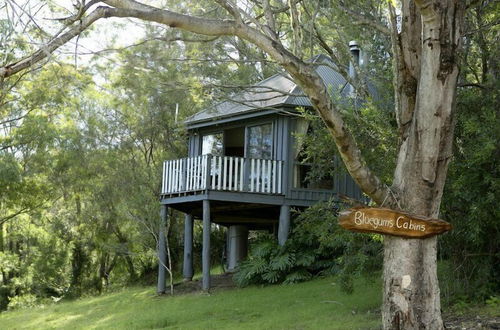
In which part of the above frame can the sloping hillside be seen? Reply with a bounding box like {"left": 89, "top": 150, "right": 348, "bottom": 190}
{"left": 0, "top": 276, "right": 381, "bottom": 329}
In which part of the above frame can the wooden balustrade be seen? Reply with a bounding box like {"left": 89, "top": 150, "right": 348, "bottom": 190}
{"left": 161, "top": 155, "right": 283, "bottom": 195}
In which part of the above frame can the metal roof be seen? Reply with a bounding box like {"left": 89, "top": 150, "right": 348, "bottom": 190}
{"left": 185, "top": 54, "right": 352, "bottom": 126}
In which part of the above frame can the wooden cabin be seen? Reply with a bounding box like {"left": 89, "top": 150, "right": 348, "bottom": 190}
{"left": 157, "top": 54, "right": 366, "bottom": 292}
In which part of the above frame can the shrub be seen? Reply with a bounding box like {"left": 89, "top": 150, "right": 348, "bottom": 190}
{"left": 234, "top": 200, "right": 382, "bottom": 292}
{"left": 7, "top": 294, "right": 38, "bottom": 311}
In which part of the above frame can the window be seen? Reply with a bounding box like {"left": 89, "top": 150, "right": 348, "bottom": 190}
{"left": 202, "top": 133, "right": 223, "bottom": 155}
{"left": 247, "top": 123, "right": 272, "bottom": 159}
{"left": 293, "top": 121, "right": 334, "bottom": 190}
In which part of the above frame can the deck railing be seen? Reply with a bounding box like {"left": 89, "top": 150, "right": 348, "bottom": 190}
{"left": 161, "top": 155, "right": 283, "bottom": 195}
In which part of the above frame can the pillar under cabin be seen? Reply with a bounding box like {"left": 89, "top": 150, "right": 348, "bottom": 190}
{"left": 202, "top": 199, "right": 211, "bottom": 291}
{"left": 226, "top": 225, "right": 249, "bottom": 272}
{"left": 278, "top": 204, "right": 291, "bottom": 246}
{"left": 183, "top": 213, "right": 194, "bottom": 281}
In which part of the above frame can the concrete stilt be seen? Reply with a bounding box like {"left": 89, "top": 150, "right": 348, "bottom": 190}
{"left": 157, "top": 205, "right": 168, "bottom": 294}
{"left": 278, "top": 204, "right": 291, "bottom": 246}
{"left": 202, "top": 200, "right": 211, "bottom": 291}
{"left": 226, "top": 225, "right": 249, "bottom": 272}
{"left": 183, "top": 213, "right": 194, "bottom": 281}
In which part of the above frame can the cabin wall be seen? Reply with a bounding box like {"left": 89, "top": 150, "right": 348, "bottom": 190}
{"left": 184, "top": 110, "right": 364, "bottom": 203}
{"left": 187, "top": 113, "right": 288, "bottom": 159}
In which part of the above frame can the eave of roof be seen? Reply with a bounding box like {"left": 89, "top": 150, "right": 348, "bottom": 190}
{"left": 184, "top": 54, "right": 351, "bottom": 126}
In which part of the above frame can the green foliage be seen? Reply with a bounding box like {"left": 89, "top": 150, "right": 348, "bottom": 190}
{"left": 6, "top": 294, "right": 38, "bottom": 311}
{"left": 439, "top": 2, "right": 499, "bottom": 302}
{"left": 485, "top": 296, "right": 500, "bottom": 308}
{"left": 295, "top": 99, "right": 397, "bottom": 187}
{"left": 439, "top": 78, "right": 500, "bottom": 304}
{"left": 0, "top": 20, "right": 276, "bottom": 309}
{"left": 235, "top": 201, "right": 382, "bottom": 291}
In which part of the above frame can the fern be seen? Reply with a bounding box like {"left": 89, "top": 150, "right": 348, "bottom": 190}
{"left": 283, "top": 269, "right": 312, "bottom": 284}
{"left": 262, "top": 270, "right": 281, "bottom": 284}
{"left": 270, "top": 253, "right": 295, "bottom": 271}
{"left": 294, "top": 251, "right": 316, "bottom": 267}
{"left": 234, "top": 201, "right": 382, "bottom": 290}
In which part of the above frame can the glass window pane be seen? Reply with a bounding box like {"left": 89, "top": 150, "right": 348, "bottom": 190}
{"left": 247, "top": 124, "right": 272, "bottom": 159}
{"left": 202, "top": 133, "right": 223, "bottom": 155}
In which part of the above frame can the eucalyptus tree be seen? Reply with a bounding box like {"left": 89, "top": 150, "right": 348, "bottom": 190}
{"left": 1, "top": 0, "right": 489, "bottom": 328}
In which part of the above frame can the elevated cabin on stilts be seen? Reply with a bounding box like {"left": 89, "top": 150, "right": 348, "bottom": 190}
{"left": 157, "top": 52, "right": 368, "bottom": 292}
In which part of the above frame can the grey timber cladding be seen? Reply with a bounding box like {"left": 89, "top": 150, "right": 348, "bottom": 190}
{"left": 184, "top": 55, "right": 352, "bottom": 126}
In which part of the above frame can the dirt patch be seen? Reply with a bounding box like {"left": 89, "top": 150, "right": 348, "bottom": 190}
{"left": 444, "top": 314, "right": 500, "bottom": 329}
{"left": 160, "top": 273, "right": 237, "bottom": 296}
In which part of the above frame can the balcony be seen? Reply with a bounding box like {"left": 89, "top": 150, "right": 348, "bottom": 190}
{"left": 161, "top": 155, "right": 284, "bottom": 196}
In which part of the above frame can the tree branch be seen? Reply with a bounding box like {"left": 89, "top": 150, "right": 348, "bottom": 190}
{"left": 0, "top": 6, "right": 112, "bottom": 79}
{"left": 0, "top": 201, "right": 45, "bottom": 225}
{"left": 288, "top": 0, "right": 303, "bottom": 58}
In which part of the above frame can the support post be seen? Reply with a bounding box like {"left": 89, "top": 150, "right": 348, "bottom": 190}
{"left": 202, "top": 200, "right": 211, "bottom": 291}
{"left": 157, "top": 205, "right": 168, "bottom": 294}
{"left": 278, "top": 204, "right": 291, "bottom": 246}
{"left": 183, "top": 213, "right": 194, "bottom": 281}
{"left": 227, "top": 225, "right": 249, "bottom": 272}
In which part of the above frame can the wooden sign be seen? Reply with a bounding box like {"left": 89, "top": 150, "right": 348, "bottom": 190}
{"left": 339, "top": 207, "right": 452, "bottom": 239}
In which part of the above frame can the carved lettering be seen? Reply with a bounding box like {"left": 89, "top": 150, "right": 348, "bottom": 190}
{"left": 339, "top": 207, "right": 451, "bottom": 239}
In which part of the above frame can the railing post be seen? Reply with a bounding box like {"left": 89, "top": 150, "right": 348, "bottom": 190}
{"left": 244, "top": 157, "right": 252, "bottom": 192}
{"left": 223, "top": 156, "right": 228, "bottom": 190}
{"left": 239, "top": 158, "right": 244, "bottom": 191}
{"left": 205, "top": 155, "right": 211, "bottom": 191}
{"left": 228, "top": 157, "right": 233, "bottom": 190}
{"left": 161, "top": 161, "right": 166, "bottom": 194}
{"left": 168, "top": 161, "right": 173, "bottom": 193}
{"left": 181, "top": 158, "right": 186, "bottom": 192}
{"left": 216, "top": 156, "right": 222, "bottom": 190}
{"left": 277, "top": 161, "right": 283, "bottom": 194}
{"left": 267, "top": 159, "right": 272, "bottom": 193}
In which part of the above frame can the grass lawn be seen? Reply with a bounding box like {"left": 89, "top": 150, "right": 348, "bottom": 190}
{"left": 0, "top": 275, "right": 382, "bottom": 329}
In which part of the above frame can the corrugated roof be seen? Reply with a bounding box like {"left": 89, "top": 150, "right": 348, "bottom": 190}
{"left": 185, "top": 54, "right": 352, "bottom": 125}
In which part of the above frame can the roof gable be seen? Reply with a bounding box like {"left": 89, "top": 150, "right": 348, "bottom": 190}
{"left": 185, "top": 55, "right": 351, "bottom": 126}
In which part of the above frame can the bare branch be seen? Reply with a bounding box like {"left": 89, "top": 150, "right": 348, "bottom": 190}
{"left": 0, "top": 108, "right": 37, "bottom": 126}
{"left": 0, "top": 201, "right": 46, "bottom": 226}
{"left": 308, "top": 25, "right": 370, "bottom": 99}
{"left": 214, "top": 0, "right": 242, "bottom": 21}
{"left": 457, "top": 83, "right": 486, "bottom": 89}
{"left": 338, "top": 3, "right": 391, "bottom": 36}
{"left": 52, "top": 0, "right": 102, "bottom": 25}
{"left": 388, "top": 3, "right": 405, "bottom": 134}
{"left": 288, "top": 0, "right": 303, "bottom": 58}
{"left": 262, "top": 0, "right": 279, "bottom": 39}
{"left": 0, "top": 6, "right": 112, "bottom": 79}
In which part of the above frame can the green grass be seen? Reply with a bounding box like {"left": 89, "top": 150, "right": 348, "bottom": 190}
{"left": 0, "top": 276, "right": 382, "bottom": 329}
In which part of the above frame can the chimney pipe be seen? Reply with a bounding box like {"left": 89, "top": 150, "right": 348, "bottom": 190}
{"left": 348, "top": 40, "right": 360, "bottom": 79}
{"left": 348, "top": 40, "right": 361, "bottom": 96}
{"left": 349, "top": 40, "right": 360, "bottom": 65}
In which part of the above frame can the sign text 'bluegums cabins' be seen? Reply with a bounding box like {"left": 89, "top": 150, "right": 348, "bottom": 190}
{"left": 338, "top": 207, "right": 452, "bottom": 238}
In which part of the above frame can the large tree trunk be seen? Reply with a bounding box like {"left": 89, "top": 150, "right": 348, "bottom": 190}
{"left": 383, "top": 1, "right": 465, "bottom": 328}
